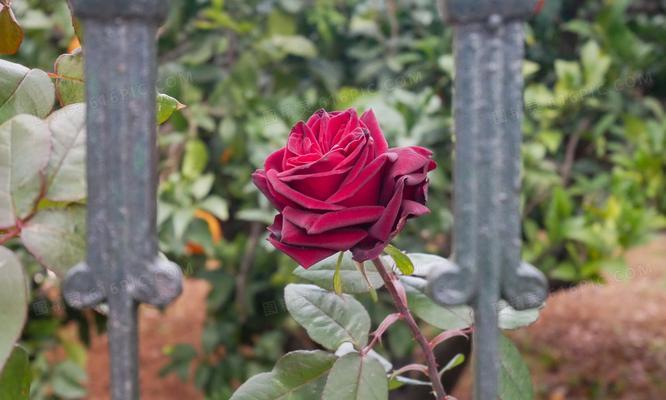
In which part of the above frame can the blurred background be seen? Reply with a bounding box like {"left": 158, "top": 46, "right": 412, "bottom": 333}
{"left": 4, "top": 0, "right": 666, "bottom": 399}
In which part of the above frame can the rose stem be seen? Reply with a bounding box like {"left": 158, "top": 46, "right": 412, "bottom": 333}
{"left": 371, "top": 257, "right": 448, "bottom": 400}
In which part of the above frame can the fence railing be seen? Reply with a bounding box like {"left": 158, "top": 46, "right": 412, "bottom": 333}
{"left": 427, "top": 1, "right": 548, "bottom": 399}
{"left": 63, "top": 0, "right": 547, "bottom": 399}
{"left": 62, "top": 1, "right": 182, "bottom": 399}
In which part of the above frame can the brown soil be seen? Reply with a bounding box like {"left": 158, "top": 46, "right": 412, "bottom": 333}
{"left": 86, "top": 279, "right": 210, "bottom": 399}
{"left": 452, "top": 234, "right": 666, "bottom": 400}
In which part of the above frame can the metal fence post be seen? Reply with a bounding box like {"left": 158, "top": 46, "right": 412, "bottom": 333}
{"left": 427, "top": 1, "right": 548, "bottom": 399}
{"left": 62, "top": 1, "right": 182, "bottom": 399}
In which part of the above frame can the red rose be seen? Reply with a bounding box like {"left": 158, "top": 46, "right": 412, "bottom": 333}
{"left": 252, "top": 108, "right": 436, "bottom": 268}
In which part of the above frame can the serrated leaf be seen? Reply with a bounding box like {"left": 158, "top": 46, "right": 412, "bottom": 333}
{"left": 20, "top": 206, "right": 86, "bottom": 276}
{"left": 45, "top": 103, "right": 86, "bottom": 201}
{"left": 284, "top": 284, "right": 371, "bottom": 350}
{"left": 156, "top": 93, "right": 185, "bottom": 125}
{"left": 322, "top": 352, "right": 388, "bottom": 400}
{"left": 0, "top": 247, "right": 28, "bottom": 372}
{"left": 0, "top": 114, "right": 51, "bottom": 228}
{"left": 0, "top": 60, "right": 54, "bottom": 124}
{"left": 230, "top": 350, "right": 336, "bottom": 400}
{"left": 293, "top": 252, "right": 384, "bottom": 294}
{"left": 0, "top": 346, "right": 31, "bottom": 399}
{"left": 500, "top": 335, "right": 534, "bottom": 400}
{"left": 384, "top": 244, "right": 414, "bottom": 275}
{"left": 0, "top": 5, "right": 23, "bottom": 55}
{"left": 53, "top": 49, "right": 84, "bottom": 106}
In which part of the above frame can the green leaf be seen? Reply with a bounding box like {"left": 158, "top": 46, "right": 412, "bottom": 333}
{"left": 20, "top": 206, "right": 86, "bottom": 276}
{"left": 322, "top": 352, "right": 388, "bottom": 400}
{"left": 181, "top": 139, "right": 208, "bottom": 179}
{"left": 333, "top": 252, "right": 344, "bottom": 295}
{"left": 293, "top": 252, "right": 384, "bottom": 294}
{"left": 580, "top": 41, "right": 610, "bottom": 90}
{"left": 0, "top": 114, "right": 51, "bottom": 228}
{"left": 230, "top": 350, "right": 336, "bottom": 400}
{"left": 440, "top": 353, "right": 465, "bottom": 376}
{"left": 383, "top": 244, "right": 414, "bottom": 275}
{"left": 52, "top": 361, "right": 87, "bottom": 399}
{"left": 497, "top": 300, "right": 542, "bottom": 330}
{"left": 0, "top": 5, "right": 23, "bottom": 55}
{"left": 45, "top": 103, "right": 86, "bottom": 201}
{"left": 0, "top": 247, "right": 28, "bottom": 372}
{"left": 284, "top": 284, "right": 371, "bottom": 350}
{"left": 401, "top": 275, "right": 473, "bottom": 330}
{"left": 53, "top": 49, "right": 84, "bottom": 106}
{"left": 0, "top": 346, "right": 31, "bottom": 400}
{"left": 499, "top": 335, "right": 534, "bottom": 400}
{"left": 198, "top": 195, "right": 229, "bottom": 221}
{"left": 267, "top": 35, "right": 317, "bottom": 58}
{"left": 156, "top": 93, "right": 185, "bottom": 125}
{"left": 0, "top": 60, "right": 54, "bottom": 124}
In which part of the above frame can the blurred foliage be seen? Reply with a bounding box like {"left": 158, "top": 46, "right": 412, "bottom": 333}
{"left": 3, "top": 0, "right": 666, "bottom": 397}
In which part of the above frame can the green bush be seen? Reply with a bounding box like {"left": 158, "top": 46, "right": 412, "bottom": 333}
{"left": 3, "top": 0, "right": 665, "bottom": 397}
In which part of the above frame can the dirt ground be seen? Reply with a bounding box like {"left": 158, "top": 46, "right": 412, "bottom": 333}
{"left": 86, "top": 279, "right": 209, "bottom": 399}
{"left": 86, "top": 235, "right": 666, "bottom": 400}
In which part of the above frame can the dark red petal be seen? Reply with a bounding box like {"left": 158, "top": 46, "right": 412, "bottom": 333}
{"left": 386, "top": 147, "right": 433, "bottom": 177}
{"left": 267, "top": 235, "right": 337, "bottom": 268}
{"left": 281, "top": 218, "right": 367, "bottom": 251}
{"left": 360, "top": 109, "right": 389, "bottom": 156}
{"left": 326, "top": 110, "right": 354, "bottom": 149}
{"left": 252, "top": 170, "right": 289, "bottom": 211}
{"left": 280, "top": 167, "right": 350, "bottom": 200}
{"left": 368, "top": 177, "right": 405, "bottom": 242}
{"left": 326, "top": 152, "right": 397, "bottom": 205}
{"left": 280, "top": 149, "right": 346, "bottom": 176}
{"left": 286, "top": 121, "right": 322, "bottom": 160}
{"left": 266, "top": 169, "right": 344, "bottom": 211}
{"left": 391, "top": 199, "right": 430, "bottom": 236}
{"left": 351, "top": 240, "right": 387, "bottom": 263}
{"left": 265, "top": 148, "right": 286, "bottom": 172}
{"left": 283, "top": 205, "right": 385, "bottom": 234}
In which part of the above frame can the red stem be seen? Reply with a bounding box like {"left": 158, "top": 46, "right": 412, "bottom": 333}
{"left": 0, "top": 228, "right": 20, "bottom": 245}
{"left": 372, "top": 257, "right": 448, "bottom": 400}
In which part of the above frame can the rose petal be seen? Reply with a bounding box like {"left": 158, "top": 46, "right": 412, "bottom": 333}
{"left": 280, "top": 167, "right": 350, "bottom": 200}
{"left": 286, "top": 121, "right": 321, "bottom": 160}
{"left": 326, "top": 152, "right": 397, "bottom": 205}
{"left": 267, "top": 235, "right": 337, "bottom": 268}
{"left": 281, "top": 218, "right": 367, "bottom": 250}
{"left": 325, "top": 110, "right": 355, "bottom": 149}
{"left": 392, "top": 199, "right": 431, "bottom": 236}
{"left": 360, "top": 109, "right": 389, "bottom": 156}
{"left": 265, "top": 148, "right": 285, "bottom": 172}
{"left": 252, "top": 170, "right": 291, "bottom": 211}
{"left": 351, "top": 239, "right": 387, "bottom": 262}
{"left": 368, "top": 177, "right": 406, "bottom": 242}
{"left": 282, "top": 205, "right": 385, "bottom": 234}
{"left": 266, "top": 169, "right": 344, "bottom": 211}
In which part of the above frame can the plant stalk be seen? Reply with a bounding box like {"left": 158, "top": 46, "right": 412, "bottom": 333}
{"left": 371, "top": 257, "right": 448, "bottom": 400}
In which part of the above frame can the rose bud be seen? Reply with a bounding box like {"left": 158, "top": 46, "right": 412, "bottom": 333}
{"left": 252, "top": 108, "right": 436, "bottom": 268}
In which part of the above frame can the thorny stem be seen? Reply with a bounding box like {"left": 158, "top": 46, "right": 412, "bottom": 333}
{"left": 371, "top": 257, "right": 448, "bottom": 400}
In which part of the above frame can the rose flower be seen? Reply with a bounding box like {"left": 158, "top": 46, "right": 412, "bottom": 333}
{"left": 252, "top": 108, "right": 436, "bottom": 268}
